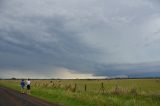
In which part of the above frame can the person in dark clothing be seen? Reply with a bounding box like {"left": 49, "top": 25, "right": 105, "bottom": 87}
{"left": 20, "top": 79, "right": 25, "bottom": 93}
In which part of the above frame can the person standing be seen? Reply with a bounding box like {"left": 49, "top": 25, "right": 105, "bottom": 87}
{"left": 20, "top": 79, "right": 25, "bottom": 94}
{"left": 26, "top": 79, "right": 31, "bottom": 94}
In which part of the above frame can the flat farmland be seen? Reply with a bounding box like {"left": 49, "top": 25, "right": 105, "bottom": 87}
{"left": 0, "top": 79, "right": 160, "bottom": 106}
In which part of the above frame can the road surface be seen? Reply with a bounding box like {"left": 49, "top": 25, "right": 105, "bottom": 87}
{"left": 0, "top": 87, "right": 60, "bottom": 106}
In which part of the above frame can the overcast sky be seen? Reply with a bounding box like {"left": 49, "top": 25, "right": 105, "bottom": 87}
{"left": 0, "top": 0, "right": 160, "bottom": 78}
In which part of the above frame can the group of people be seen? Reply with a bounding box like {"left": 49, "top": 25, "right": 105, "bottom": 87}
{"left": 20, "top": 79, "right": 31, "bottom": 94}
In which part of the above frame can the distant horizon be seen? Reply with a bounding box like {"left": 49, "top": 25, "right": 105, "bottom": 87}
{"left": 1, "top": 76, "right": 160, "bottom": 80}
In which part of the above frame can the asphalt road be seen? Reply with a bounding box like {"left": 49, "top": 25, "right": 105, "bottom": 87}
{"left": 0, "top": 87, "right": 59, "bottom": 106}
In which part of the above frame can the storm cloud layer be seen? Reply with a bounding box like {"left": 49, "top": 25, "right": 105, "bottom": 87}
{"left": 0, "top": 0, "right": 160, "bottom": 78}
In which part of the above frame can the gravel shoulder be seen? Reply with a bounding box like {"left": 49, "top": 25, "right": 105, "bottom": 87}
{"left": 0, "top": 87, "right": 60, "bottom": 106}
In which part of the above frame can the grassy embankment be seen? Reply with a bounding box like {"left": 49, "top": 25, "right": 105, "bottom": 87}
{"left": 0, "top": 79, "right": 160, "bottom": 106}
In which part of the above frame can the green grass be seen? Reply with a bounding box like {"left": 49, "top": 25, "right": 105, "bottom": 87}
{"left": 0, "top": 79, "right": 160, "bottom": 106}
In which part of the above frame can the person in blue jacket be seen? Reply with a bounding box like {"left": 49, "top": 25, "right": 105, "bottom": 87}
{"left": 20, "top": 79, "right": 25, "bottom": 93}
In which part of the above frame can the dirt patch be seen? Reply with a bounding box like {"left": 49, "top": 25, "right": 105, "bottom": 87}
{"left": 0, "top": 87, "right": 60, "bottom": 106}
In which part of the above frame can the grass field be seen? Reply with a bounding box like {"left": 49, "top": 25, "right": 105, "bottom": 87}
{"left": 0, "top": 79, "right": 160, "bottom": 106}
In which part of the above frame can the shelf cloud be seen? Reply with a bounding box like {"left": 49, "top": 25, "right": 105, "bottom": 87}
{"left": 0, "top": 0, "right": 160, "bottom": 78}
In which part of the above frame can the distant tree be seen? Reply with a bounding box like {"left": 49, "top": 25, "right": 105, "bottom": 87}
{"left": 11, "top": 77, "right": 16, "bottom": 80}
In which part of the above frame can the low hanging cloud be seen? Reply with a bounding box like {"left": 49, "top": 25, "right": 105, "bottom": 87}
{"left": 0, "top": 0, "right": 160, "bottom": 78}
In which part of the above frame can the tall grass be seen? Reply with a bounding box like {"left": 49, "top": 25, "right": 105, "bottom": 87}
{"left": 0, "top": 79, "right": 160, "bottom": 106}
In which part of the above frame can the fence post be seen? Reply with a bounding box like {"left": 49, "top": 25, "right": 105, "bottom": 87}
{"left": 102, "top": 82, "right": 104, "bottom": 93}
{"left": 85, "top": 84, "right": 87, "bottom": 92}
{"left": 74, "top": 83, "right": 77, "bottom": 92}
{"left": 99, "top": 82, "right": 105, "bottom": 94}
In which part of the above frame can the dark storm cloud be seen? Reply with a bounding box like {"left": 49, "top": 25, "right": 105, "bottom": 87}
{"left": 0, "top": 0, "right": 160, "bottom": 78}
{"left": 0, "top": 14, "right": 99, "bottom": 75}
{"left": 93, "top": 62, "right": 160, "bottom": 76}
